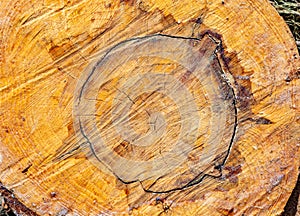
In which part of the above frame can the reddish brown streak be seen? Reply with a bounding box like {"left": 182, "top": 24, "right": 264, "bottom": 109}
{"left": 179, "top": 70, "right": 192, "bottom": 83}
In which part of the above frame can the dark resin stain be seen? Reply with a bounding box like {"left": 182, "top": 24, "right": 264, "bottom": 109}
{"left": 255, "top": 117, "right": 273, "bottom": 125}
{"left": 179, "top": 70, "right": 192, "bottom": 83}
{"left": 0, "top": 183, "right": 38, "bottom": 216}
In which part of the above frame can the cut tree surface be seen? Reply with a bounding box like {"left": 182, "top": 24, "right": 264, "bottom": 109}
{"left": 0, "top": 0, "right": 299, "bottom": 215}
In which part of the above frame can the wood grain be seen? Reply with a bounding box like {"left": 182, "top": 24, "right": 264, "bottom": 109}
{"left": 0, "top": 0, "right": 299, "bottom": 215}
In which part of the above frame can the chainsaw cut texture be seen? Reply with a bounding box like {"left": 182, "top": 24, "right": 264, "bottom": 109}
{"left": 0, "top": 0, "right": 299, "bottom": 215}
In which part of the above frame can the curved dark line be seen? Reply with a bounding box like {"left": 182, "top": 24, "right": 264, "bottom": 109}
{"left": 77, "top": 33, "right": 238, "bottom": 194}
{"left": 220, "top": 82, "right": 238, "bottom": 166}
{"left": 77, "top": 34, "right": 200, "bottom": 103}
{"left": 214, "top": 42, "right": 239, "bottom": 168}
{"left": 141, "top": 170, "right": 224, "bottom": 194}
{"left": 78, "top": 118, "right": 117, "bottom": 178}
{"left": 78, "top": 117, "right": 141, "bottom": 185}
{"left": 140, "top": 37, "right": 238, "bottom": 194}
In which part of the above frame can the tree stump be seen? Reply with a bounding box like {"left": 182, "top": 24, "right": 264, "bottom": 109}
{"left": 0, "top": 0, "right": 299, "bottom": 215}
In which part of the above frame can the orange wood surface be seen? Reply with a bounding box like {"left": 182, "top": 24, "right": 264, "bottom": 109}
{"left": 0, "top": 0, "right": 299, "bottom": 215}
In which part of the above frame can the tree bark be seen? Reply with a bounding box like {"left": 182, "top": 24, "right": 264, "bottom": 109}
{"left": 0, "top": 0, "right": 299, "bottom": 215}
